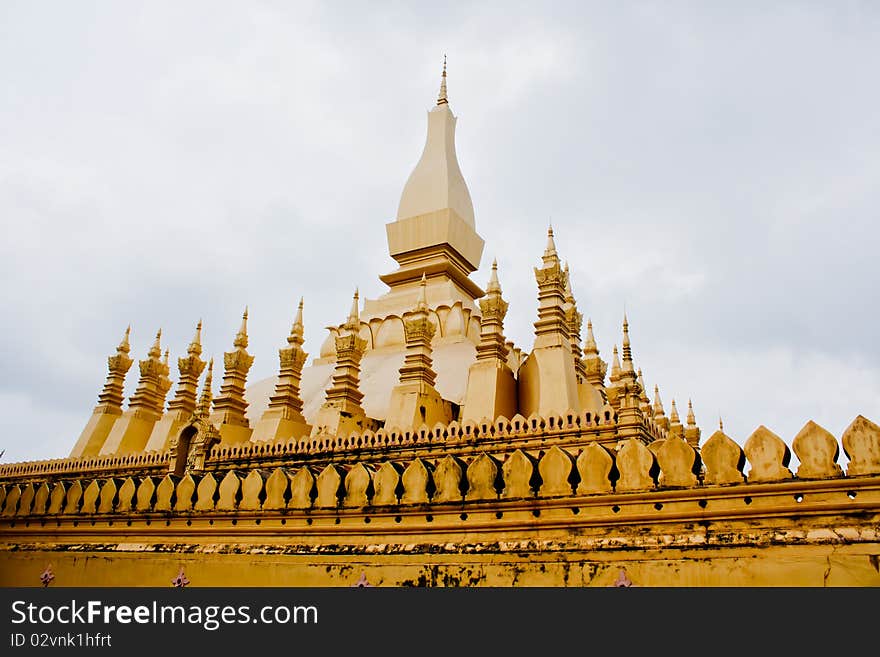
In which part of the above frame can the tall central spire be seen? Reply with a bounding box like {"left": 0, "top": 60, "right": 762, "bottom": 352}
{"left": 394, "top": 57, "right": 476, "bottom": 228}
{"left": 379, "top": 57, "right": 486, "bottom": 308}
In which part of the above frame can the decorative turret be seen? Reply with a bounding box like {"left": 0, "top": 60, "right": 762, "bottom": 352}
{"left": 685, "top": 399, "right": 701, "bottom": 448}
{"left": 252, "top": 299, "right": 312, "bottom": 442}
{"left": 169, "top": 359, "right": 219, "bottom": 477}
{"left": 581, "top": 319, "right": 608, "bottom": 399}
{"left": 210, "top": 308, "right": 255, "bottom": 444}
{"left": 69, "top": 327, "right": 135, "bottom": 458}
{"left": 168, "top": 321, "right": 206, "bottom": 415}
{"left": 564, "top": 265, "right": 606, "bottom": 415}
{"left": 475, "top": 261, "right": 509, "bottom": 363}
{"left": 399, "top": 275, "right": 437, "bottom": 387}
{"left": 99, "top": 329, "right": 172, "bottom": 455}
{"left": 144, "top": 321, "right": 208, "bottom": 452}
{"left": 125, "top": 330, "right": 169, "bottom": 412}
{"left": 637, "top": 369, "right": 652, "bottom": 414}
{"left": 346, "top": 290, "right": 360, "bottom": 330}
{"left": 102, "top": 326, "right": 134, "bottom": 408}
{"left": 518, "top": 226, "right": 580, "bottom": 417}
{"left": 159, "top": 348, "right": 173, "bottom": 407}
{"left": 196, "top": 358, "right": 214, "bottom": 420}
{"left": 532, "top": 227, "right": 569, "bottom": 345}
{"left": 542, "top": 225, "right": 559, "bottom": 267}
{"left": 610, "top": 345, "right": 621, "bottom": 383}
{"left": 615, "top": 316, "right": 645, "bottom": 439}
{"left": 669, "top": 399, "right": 684, "bottom": 440}
{"left": 620, "top": 314, "right": 638, "bottom": 386}
{"left": 462, "top": 261, "right": 517, "bottom": 422}
{"left": 653, "top": 384, "right": 670, "bottom": 431}
{"left": 563, "top": 264, "right": 587, "bottom": 382}
{"left": 606, "top": 344, "right": 622, "bottom": 410}
{"left": 312, "top": 291, "right": 375, "bottom": 437}
{"left": 386, "top": 275, "right": 453, "bottom": 430}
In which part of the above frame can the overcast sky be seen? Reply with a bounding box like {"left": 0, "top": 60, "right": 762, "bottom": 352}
{"left": 1, "top": 1, "right": 878, "bottom": 464}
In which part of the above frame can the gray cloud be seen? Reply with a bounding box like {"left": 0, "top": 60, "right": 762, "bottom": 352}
{"left": 1, "top": 1, "right": 877, "bottom": 462}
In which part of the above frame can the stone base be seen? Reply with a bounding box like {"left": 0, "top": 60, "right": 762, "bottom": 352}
{"left": 69, "top": 408, "right": 121, "bottom": 458}
{"left": 98, "top": 410, "right": 159, "bottom": 455}
{"left": 3, "top": 541, "right": 878, "bottom": 587}
{"left": 311, "top": 404, "right": 377, "bottom": 438}
{"left": 578, "top": 381, "right": 606, "bottom": 417}
{"left": 517, "top": 345, "right": 581, "bottom": 418}
{"left": 461, "top": 361, "right": 517, "bottom": 424}
{"left": 251, "top": 410, "right": 312, "bottom": 443}
{"left": 144, "top": 411, "right": 189, "bottom": 452}
{"left": 217, "top": 423, "right": 253, "bottom": 445}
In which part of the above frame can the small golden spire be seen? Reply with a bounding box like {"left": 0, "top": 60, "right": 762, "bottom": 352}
{"left": 415, "top": 273, "right": 429, "bottom": 312}
{"left": 345, "top": 289, "right": 361, "bottom": 331}
{"left": 670, "top": 399, "right": 680, "bottom": 424}
{"left": 563, "top": 262, "right": 574, "bottom": 303}
{"left": 148, "top": 329, "right": 162, "bottom": 359}
{"left": 437, "top": 54, "right": 448, "bottom": 105}
{"left": 487, "top": 258, "right": 502, "bottom": 294}
{"left": 542, "top": 224, "right": 559, "bottom": 266}
{"left": 118, "top": 325, "right": 131, "bottom": 354}
{"left": 687, "top": 399, "right": 697, "bottom": 427}
{"left": 719, "top": 416, "right": 724, "bottom": 432}
{"left": 621, "top": 313, "right": 633, "bottom": 367}
{"left": 637, "top": 369, "right": 650, "bottom": 403}
{"left": 162, "top": 348, "right": 170, "bottom": 366}
{"left": 584, "top": 319, "right": 597, "bottom": 352}
{"left": 611, "top": 344, "right": 621, "bottom": 377}
{"left": 289, "top": 297, "right": 304, "bottom": 345}
{"left": 187, "top": 320, "right": 203, "bottom": 356}
{"left": 234, "top": 307, "right": 249, "bottom": 349}
{"left": 197, "top": 358, "right": 214, "bottom": 417}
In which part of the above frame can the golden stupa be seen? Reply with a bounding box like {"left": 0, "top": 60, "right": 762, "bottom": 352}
{"left": 1, "top": 63, "right": 878, "bottom": 586}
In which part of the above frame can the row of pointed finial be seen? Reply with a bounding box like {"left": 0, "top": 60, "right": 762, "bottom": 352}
{"left": 4, "top": 415, "right": 878, "bottom": 518}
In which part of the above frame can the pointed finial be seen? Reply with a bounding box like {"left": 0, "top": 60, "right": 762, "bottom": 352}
{"left": 415, "top": 273, "right": 429, "bottom": 312}
{"left": 234, "top": 307, "right": 249, "bottom": 349}
{"left": 288, "top": 297, "right": 305, "bottom": 345}
{"left": 637, "top": 369, "right": 650, "bottom": 403}
{"left": 486, "top": 258, "right": 502, "bottom": 294}
{"left": 118, "top": 325, "right": 131, "bottom": 354}
{"left": 584, "top": 319, "right": 597, "bottom": 352}
{"left": 542, "top": 224, "right": 559, "bottom": 266}
{"left": 563, "top": 262, "right": 574, "bottom": 302}
{"left": 719, "top": 416, "right": 724, "bottom": 432}
{"left": 621, "top": 313, "right": 634, "bottom": 369}
{"left": 148, "top": 329, "right": 162, "bottom": 359}
{"left": 187, "top": 320, "right": 203, "bottom": 356}
{"left": 345, "top": 289, "right": 360, "bottom": 330}
{"left": 197, "top": 358, "right": 214, "bottom": 417}
{"left": 437, "top": 54, "right": 448, "bottom": 105}
{"left": 162, "top": 348, "right": 170, "bottom": 366}
{"left": 670, "top": 399, "right": 680, "bottom": 424}
{"left": 687, "top": 399, "right": 696, "bottom": 427}
{"left": 611, "top": 344, "right": 621, "bottom": 376}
